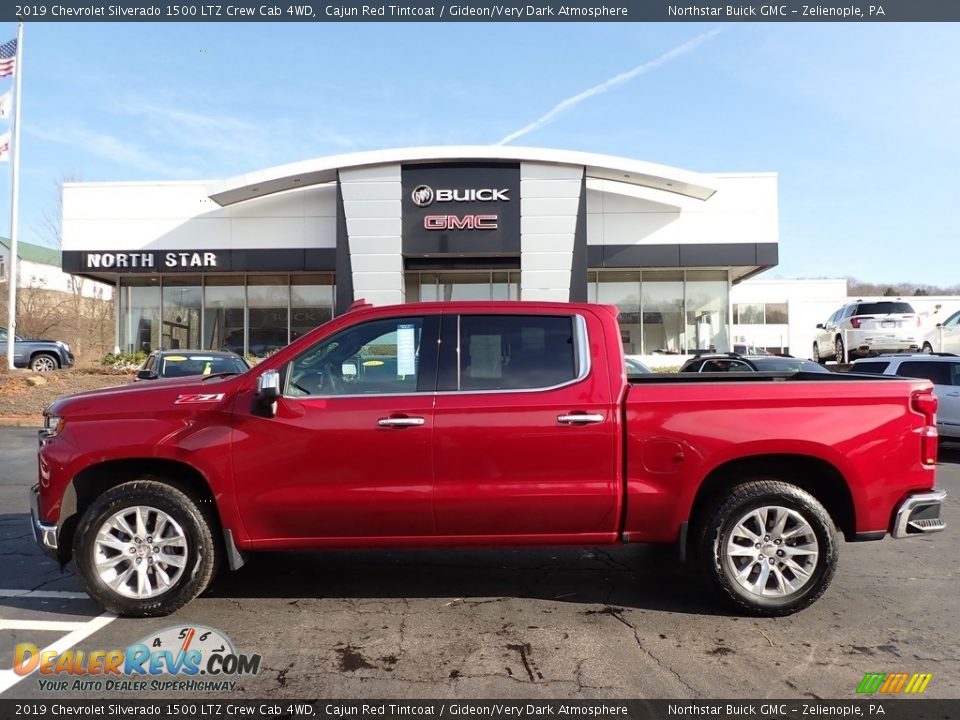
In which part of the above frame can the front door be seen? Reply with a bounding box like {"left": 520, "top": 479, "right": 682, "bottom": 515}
{"left": 432, "top": 311, "right": 620, "bottom": 540}
{"left": 232, "top": 314, "right": 441, "bottom": 542}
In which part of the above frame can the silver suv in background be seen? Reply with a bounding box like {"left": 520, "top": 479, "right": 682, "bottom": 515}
{"left": 813, "top": 300, "right": 920, "bottom": 363}
{"left": 921, "top": 309, "right": 960, "bottom": 355}
{"left": 849, "top": 354, "right": 960, "bottom": 440}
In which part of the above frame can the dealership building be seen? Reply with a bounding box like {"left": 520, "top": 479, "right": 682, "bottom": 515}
{"left": 61, "top": 147, "right": 779, "bottom": 357}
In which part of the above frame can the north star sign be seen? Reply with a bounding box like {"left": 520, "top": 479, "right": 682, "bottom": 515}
{"left": 84, "top": 252, "right": 219, "bottom": 270}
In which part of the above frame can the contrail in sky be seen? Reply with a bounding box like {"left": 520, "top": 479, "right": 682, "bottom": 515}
{"left": 495, "top": 27, "right": 724, "bottom": 146}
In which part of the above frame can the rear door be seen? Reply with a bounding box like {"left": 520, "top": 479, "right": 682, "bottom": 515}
{"left": 432, "top": 310, "right": 620, "bottom": 540}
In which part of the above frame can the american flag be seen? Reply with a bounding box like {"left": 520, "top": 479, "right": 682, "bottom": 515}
{"left": 0, "top": 38, "right": 16, "bottom": 78}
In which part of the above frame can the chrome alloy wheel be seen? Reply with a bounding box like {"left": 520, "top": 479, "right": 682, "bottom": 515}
{"left": 93, "top": 506, "right": 188, "bottom": 599}
{"left": 724, "top": 505, "right": 819, "bottom": 598}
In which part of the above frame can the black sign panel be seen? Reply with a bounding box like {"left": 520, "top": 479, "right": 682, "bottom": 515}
{"left": 402, "top": 163, "right": 520, "bottom": 257}
{"left": 61, "top": 249, "right": 338, "bottom": 274}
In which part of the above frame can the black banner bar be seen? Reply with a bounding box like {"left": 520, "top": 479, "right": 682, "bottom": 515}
{"left": 2, "top": 1, "right": 958, "bottom": 22}
{"left": 1, "top": 700, "right": 958, "bottom": 720}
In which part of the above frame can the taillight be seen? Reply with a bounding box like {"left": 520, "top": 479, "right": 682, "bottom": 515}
{"left": 850, "top": 316, "right": 873, "bottom": 329}
{"left": 911, "top": 390, "right": 939, "bottom": 465}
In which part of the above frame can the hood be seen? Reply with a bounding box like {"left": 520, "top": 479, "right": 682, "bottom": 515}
{"left": 46, "top": 373, "right": 241, "bottom": 417}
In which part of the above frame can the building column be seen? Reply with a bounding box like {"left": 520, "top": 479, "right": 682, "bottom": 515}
{"left": 519, "top": 163, "right": 584, "bottom": 302}
{"left": 339, "top": 165, "right": 404, "bottom": 307}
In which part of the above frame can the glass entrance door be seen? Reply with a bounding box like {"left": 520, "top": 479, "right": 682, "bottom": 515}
{"left": 405, "top": 271, "right": 520, "bottom": 303}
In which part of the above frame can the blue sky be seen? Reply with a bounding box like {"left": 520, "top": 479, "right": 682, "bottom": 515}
{"left": 0, "top": 21, "right": 957, "bottom": 285}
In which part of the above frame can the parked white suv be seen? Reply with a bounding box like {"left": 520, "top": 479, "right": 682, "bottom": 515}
{"left": 921, "top": 309, "right": 960, "bottom": 355}
{"left": 813, "top": 300, "right": 920, "bottom": 363}
{"left": 849, "top": 354, "right": 960, "bottom": 440}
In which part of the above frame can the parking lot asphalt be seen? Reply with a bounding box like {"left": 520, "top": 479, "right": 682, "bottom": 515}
{"left": 0, "top": 427, "right": 958, "bottom": 700}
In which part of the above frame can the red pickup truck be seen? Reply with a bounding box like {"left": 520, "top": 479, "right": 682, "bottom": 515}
{"left": 32, "top": 301, "right": 945, "bottom": 617}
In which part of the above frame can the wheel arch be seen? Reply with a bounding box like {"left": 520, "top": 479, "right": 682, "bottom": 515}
{"left": 687, "top": 454, "right": 856, "bottom": 546}
{"left": 30, "top": 351, "right": 60, "bottom": 368}
{"left": 58, "top": 458, "right": 221, "bottom": 564}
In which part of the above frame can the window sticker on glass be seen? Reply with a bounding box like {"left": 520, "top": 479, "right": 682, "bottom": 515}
{"left": 469, "top": 334, "right": 503, "bottom": 379}
{"left": 396, "top": 324, "right": 417, "bottom": 376}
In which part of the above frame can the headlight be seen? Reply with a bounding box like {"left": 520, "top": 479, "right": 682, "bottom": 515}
{"left": 41, "top": 414, "right": 65, "bottom": 438}
{"left": 57, "top": 341, "right": 71, "bottom": 353}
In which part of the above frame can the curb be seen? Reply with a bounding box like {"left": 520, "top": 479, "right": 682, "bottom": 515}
{"left": 0, "top": 416, "right": 43, "bottom": 428}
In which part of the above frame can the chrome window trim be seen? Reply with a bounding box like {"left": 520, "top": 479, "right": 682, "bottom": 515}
{"left": 279, "top": 312, "right": 591, "bottom": 400}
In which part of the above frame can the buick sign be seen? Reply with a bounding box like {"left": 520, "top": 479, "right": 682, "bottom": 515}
{"left": 412, "top": 185, "right": 509, "bottom": 207}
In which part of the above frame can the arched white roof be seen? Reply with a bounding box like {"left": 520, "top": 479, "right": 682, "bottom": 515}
{"left": 206, "top": 146, "right": 717, "bottom": 207}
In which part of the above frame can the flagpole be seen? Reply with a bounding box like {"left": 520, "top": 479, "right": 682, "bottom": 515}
{"left": 5, "top": 21, "right": 22, "bottom": 370}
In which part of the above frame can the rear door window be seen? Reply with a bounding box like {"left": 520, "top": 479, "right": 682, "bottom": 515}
{"left": 896, "top": 361, "right": 952, "bottom": 386}
{"left": 457, "top": 315, "right": 578, "bottom": 391}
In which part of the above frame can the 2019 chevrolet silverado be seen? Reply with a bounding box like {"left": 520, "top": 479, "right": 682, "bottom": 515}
{"left": 32, "top": 301, "right": 945, "bottom": 617}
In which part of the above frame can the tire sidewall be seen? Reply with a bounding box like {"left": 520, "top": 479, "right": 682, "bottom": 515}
{"left": 31, "top": 354, "right": 58, "bottom": 372}
{"left": 705, "top": 484, "right": 837, "bottom": 615}
{"left": 74, "top": 482, "right": 214, "bottom": 616}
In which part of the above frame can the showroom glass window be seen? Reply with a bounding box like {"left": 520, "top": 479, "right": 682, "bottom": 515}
{"left": 161, "top": 276, "right": 201, "bottom": 350}
{"left": 119, "top": 277, "right": 161, "bottom": 354}
{"left": 291, "top": 274, "right": 335, "bottom": 343}
{"left": 597, "top": 272, "right": 641, "bottom": 354}
{"left": 247, "top": 275, "right": 290, "bottom": 359}
{"left": 685, "top": 270, "right": 729, "bottom": 353}
{"left": 204, "top": 276, "right": 245, "bottom": 354}
{"left": 641, "top": 271, "right": 685, "bottom": 355}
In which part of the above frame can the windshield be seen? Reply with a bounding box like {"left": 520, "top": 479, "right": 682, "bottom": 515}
{"left": 752, "top": 358, "right": 830, "bottom": 373}
{"left": 160, "top": 355, "right": 249, "bottom": 378}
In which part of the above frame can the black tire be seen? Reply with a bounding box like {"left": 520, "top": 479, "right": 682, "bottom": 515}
{"left": 74, "top": 480, "right": 217, "bottom": 617}
{"left": 30, "top": 353, "right": 59, "bottom": 372}
{"left": 834, "top": 336, "right": 845, "bottom": 363}
{"left": 812, "top": 343, "right": 823, "bottom": 364}
{"left": 697, "top": 479, "right": 838, "bottom": 616}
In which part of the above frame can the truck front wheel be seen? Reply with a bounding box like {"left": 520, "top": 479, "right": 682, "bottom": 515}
{"left": 74, "top": 481, "right": 217, "bottom": 617}
{"left": 698, "top": 480, "right": 838, "bottom": 616}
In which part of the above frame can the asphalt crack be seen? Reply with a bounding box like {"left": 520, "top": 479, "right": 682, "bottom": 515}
{"left": 585, "top": 605, "right": 698, "bottom": 695}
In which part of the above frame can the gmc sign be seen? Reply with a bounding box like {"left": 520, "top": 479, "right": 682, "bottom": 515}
{"left": 424, "top": 214, "right": 499, "bottom": 230}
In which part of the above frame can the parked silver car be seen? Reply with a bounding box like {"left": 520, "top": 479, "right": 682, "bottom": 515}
{"left": 813, "top": 300, "right": 920, "bottom": 363}
{"left": 849, "top": 353, "right": 960, "bottom": 440}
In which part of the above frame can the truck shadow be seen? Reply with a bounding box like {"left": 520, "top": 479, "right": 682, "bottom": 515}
{"left": 205, "top": 544, "right": 730, "bottom": 616}
{"left": 939, "top": 440, "right": 960, "bottom": 464}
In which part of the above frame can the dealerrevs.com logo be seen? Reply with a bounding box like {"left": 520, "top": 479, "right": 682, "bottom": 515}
{"left": 14, "top": 625, "right": 261, "bottom": 693}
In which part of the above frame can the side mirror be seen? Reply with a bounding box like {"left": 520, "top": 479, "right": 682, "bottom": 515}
{"left": 816, "top": 323, "right": 825, "bottom": 329}
{"left": 256, "top": 369, "right": 280, "bottom": 417}
{"left": 936, "top": 323, "right": 944, "bottom": 328}
{"left": 136, "top": 369, "right": 157, "bottom": 381}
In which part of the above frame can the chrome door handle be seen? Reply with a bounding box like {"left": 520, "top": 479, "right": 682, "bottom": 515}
{"left": 378, "top": 417, "right": 425, "bottom": 427}
{"left": 557, "top": 414, "right": 605, "bottom": 425}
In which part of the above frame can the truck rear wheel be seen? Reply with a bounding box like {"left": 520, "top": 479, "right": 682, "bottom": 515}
{"left": 74, "top": 480, "right": 217, "bottom": 617}
{"left": 698, "top": 480, "right": 838, "bottom": 616}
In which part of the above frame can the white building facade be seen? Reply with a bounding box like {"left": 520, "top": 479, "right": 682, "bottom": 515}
{"left": 0, "top": 236, "right": 111, "bottom": 300}
{"left": 61, "top": 147, "right": 778, "bottom": 356}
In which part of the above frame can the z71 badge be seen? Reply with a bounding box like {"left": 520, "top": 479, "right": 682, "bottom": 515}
{"left": 174, "top": 393, "right": 225, "bottom": 404}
